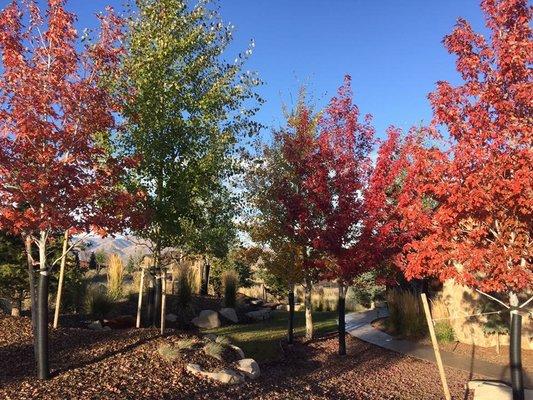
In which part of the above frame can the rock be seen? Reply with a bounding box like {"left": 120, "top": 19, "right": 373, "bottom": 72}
{"left": 230, "top": 345, "right": 245, "bottom": 359}
{"left": 88, "top": 320, "right": 103, "bottom": 330}
{"left": 286, "top": 303, "right": 305, "bottom": 311}
{"left": 219, "top": 307, "right": 239, "bottom": 323}
{"left": 186, "top": 363, "right": 203, "bottom": 375}
{"left": 204, "top": 333, "right": 218, "bottom": 342}
{"left": 102, "top": 326, "right": 112, "bottom": 331}
{"left": 468, "top": 380, "right": 533, "bottom": 400}
{"left": 186, "top": 363, "right": 244, "bottom": 385}
{"left": 276, "top": 304, "right": 285, "bottom": 310}
{"left": 235, "top": 358, "right": 260, "bottom": 379}
{"left": 191, "top": 310, "right": 221, "bottom": 329}
{"left": 250, "top": 299, "right": 263, "bottom": 306}
{"left": 103, "top": 315, "right": 135, "bottom": 329}
{"left": 165, "top": 313, "right": 177, "bottom": 322}
{"left": 207, "top": 369, "right": 244, "bottom": 385}
{"left": 246, "top": 309, "right": 271, "bottom": 321}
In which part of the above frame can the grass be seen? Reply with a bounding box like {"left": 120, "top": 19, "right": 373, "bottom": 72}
{"left": 206, "top": 310, "right": 338, "bottom": 362}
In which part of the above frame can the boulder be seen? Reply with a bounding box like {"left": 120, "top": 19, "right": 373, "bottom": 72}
{"left": 166, "top": 313, "right": 178, "bottom": 322}
{"left": 88, "top": 320, "right": 103, "bottom": 331}
{"left": 103, "top": 315, "right": 135, "bottom": 329}
{"left": 219, "top": 308, "right": 239, "bottom": 323}
{"left": 192, "top": 310, "right": 221, "bottom": 329}
{"left": 207, "top": 369, "right": 244, "bottom": 385}
{"left": 230, "top": 344, "right": 245, "bottom": 359}
{"left": 186, "top": 363, "right": 244, "bottom": 385}
{"left": 286, "top": 303, "right": 305, "bottom": 311}
{"left": 246, "top": 309, "right": 271, "bottom": 321}
{"left": 250, "top": 299, "right": 263, "bottom": 306}
{"left": 204, "top": 333, "right": 218, "bottom": 342}
{"left": 235, "top": 358, "right": 260, "bottom": 379}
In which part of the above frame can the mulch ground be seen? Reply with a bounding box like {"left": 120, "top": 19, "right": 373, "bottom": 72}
{"left": 0, "top": 315, "right": 475, "bottom": 399}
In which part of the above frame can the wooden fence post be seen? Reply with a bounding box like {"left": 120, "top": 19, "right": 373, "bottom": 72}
{"left": 421, "top": 293, "right": 451, "bottom": 400}
{"left": 136, "top": 268, "right": 145, "bottom": 328}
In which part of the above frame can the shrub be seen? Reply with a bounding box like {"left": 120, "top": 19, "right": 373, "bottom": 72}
{"left": 215, "top": 335, "right": 231, "bottom": 345}
{"left": 386, "top": 290, "right": 427, "bottom": 338}
{"left": 312, "top": 288, "right": 325, "bottom": 312}
{"left": 107, "top": 254, "right": 124, "bottom": 300}
{"left": 85, "top": 285, "right": 115, "bottom": 321}
{"left": 172, "top": 266, "right": 196, "bottom": 327}
{"left": 175, "top": 266, "right": 194, "bottom": 309}
{"left": 222, "top": 270, "right": 239, "bottom": 308}
{"left": 61, "top": 266, "right": 88, "bottom": 313}
{"left": 435, "top": 322, "right": 455, "bottom": 343}
{"left": 176, "top": 338, "right": 197, "bottom": 350}
{"left": 158, "top": 343, "right": 180, "bottom": 361}
{"left": 203, "top": 342, "right": 225, "bottom": 361}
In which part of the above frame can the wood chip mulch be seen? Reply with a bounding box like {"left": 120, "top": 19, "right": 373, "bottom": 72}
{"left": 0, "top": 315, "right": 474, "bottom": 399}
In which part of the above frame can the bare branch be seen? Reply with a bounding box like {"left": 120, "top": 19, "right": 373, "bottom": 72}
{"left": 475, "top": 289, "right": 510, "bottom": 309}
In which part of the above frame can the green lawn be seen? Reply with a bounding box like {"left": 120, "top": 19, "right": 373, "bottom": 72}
{"left": 206, "top": 310, "right": 338, "bottom": 362}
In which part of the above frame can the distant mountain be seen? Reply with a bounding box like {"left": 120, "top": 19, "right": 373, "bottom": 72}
{"left": 75, "top": 234, "right": 151, "bottom": 264}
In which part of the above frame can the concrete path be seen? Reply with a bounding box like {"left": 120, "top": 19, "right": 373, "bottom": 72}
{"left": 346, "top": 309, "right": 532, "bottom": 389}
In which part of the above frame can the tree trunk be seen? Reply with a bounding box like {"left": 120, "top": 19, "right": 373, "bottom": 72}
{"left": 146, "top": 274, "right": 154, "bottom": 326}
{"left": 24, "top": 235, "right": 38, "bottom": 362}
{"left": 37, "top": 232, "right": 50, "bottom": 380}
{"left": 288, "top": 284, "right": 295, "bottom": 344}
{"left": 509, "top": 292, "right": 524, "bottom": 400}
{"left": 338, "top": 282, "right": 347, "bottom": 356}
{"left": 53, "top": 230, "right": 69, "bottom": 329}
{"left": 153, "top": 275, "right": 161, "bottom": 327}
{"left": 304, "top": 277, "right": 314, "bottom": 341}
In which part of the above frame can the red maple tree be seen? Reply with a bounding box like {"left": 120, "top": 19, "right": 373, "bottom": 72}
{"left": 403, "top": 0, "right": 532, "bottom": 297}
{"left": 0, "top": 0, "right": 139, "bottom": 379}
{"left": 311, "top": 75, "right": 375, "bottom": 355}
{"left": 364, "top": 126, "right": 444, "bottom": 287}
{"left": 397, "top": 1, "right": 531, "bottom": 395}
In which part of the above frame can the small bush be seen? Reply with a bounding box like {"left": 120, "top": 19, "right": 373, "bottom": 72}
{"left": 176, "top": 338, "right": 197, "bottom": 350}
{"left": 435, "top": 322, "right": 455, "bottom": 343}
{"left": 386, "top": 290, "right": 426, "bottom": 338}
{"left": 175, "top": 266, "right": 194, "bottom": 309}
{"left": 203, "top": 342, "right": 225, "bottom": 361}
{"left": 61, "top": 264, "right": 88, "bottom": 313}
{"left": 84, "top": 285, "right": 115, "bottom": 320}
{"left": 158, "top": 343, "right": 180, "bottom": 361}
{"left": 107, "top": 254, "right": 124, "bottom": 300}
{"left": 215, "top": 335, "right": 231, "bottom": 345}
{"left": 222, "top": 270, "right": 239, "bottom": 308}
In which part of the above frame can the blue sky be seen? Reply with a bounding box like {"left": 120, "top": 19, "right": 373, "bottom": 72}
{"left": 15, "top": 0, "right": 487, "bottom": 141}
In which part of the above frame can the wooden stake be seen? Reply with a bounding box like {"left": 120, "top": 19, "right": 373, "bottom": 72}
{"left": 136, "top": 268, "right": 145, "bottom": 328}
{"left": 53, "top": 230, "right": 69, "bottom": 329}
{"left": 421, "top": 293, "right": 451, "bottom": 400}
{"left": 160, "top": 270, "right": 167, "bottom": 335}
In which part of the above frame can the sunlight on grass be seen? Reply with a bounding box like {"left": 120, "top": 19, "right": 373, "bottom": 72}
{"left": 206, "top": 310, "right": 337, "bottom": 362}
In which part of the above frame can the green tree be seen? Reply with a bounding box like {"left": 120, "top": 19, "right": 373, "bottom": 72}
{"left": 117, "top": 0, "right": 262, "bottom": 327}
{"left": 0, "top": 231, "right": 27, "bottom": 316}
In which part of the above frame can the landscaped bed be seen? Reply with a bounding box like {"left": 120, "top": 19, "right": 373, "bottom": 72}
{"left": 0, "top": 315, "right": 476, "bottom": 399}
{"left": 372, "top": 316, "right": 533, "bottom": 371}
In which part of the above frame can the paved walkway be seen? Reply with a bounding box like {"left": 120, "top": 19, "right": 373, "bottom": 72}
{"left": 346, "top": 309, "right": 532, "bottom": 389}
